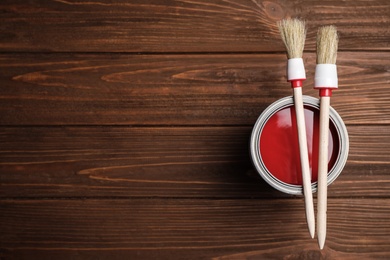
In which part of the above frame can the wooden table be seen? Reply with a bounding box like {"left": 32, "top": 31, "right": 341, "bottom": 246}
{"left": 1, "top": 1, "right": 389, "bottom": 259}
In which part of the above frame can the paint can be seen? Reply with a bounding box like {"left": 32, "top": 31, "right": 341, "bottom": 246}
{"left": 250, "top": 95, "right": 349, "bottom": 195}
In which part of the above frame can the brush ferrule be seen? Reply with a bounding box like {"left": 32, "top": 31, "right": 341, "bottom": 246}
{"left": 291, "top": 80, "right": 303, "bottom": 88}
{"left": 319, "top": 89, "right": 333, "bottom": 97}
{"left": 287, "top": 58, "right": 306, "bottom": 82}
{"left": 314, "top": 64, "right": 338, "bottom": 89}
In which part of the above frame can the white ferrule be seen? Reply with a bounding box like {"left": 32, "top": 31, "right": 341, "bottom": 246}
{"left": 287, "top": 58, "right": 306, "bottom": 81}
{"left": 314, "top": 64, "right": 338, "bottom": 89}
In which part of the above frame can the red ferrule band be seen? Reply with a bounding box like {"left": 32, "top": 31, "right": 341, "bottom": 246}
{"left": 289, "top": 80, "right": 304, "bottom": 88}
{"left": 319, "top": 88, "right": 333, "bottom": 97}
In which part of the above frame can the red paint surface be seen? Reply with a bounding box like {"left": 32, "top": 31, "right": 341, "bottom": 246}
{"left": 259, "top": 105, "right": 339, "bottom": 185}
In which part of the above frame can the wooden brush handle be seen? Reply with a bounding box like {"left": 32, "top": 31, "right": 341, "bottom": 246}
{"left": 317, "top": 96, "right": 330, "bottom": 249}
{"left": 293, "top": 87, "right": 315, "bottom": 239}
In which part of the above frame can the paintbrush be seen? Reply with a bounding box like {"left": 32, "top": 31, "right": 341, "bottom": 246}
{"left": 314, "top": 25, "right": 339, "bottom": 249}
{"left": 277, "top": 18, "right": 315, "bottom": 239}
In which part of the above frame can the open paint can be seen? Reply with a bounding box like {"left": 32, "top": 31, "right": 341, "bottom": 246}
{"left": 250, "top": 95, "right": 349, "bottom": 195}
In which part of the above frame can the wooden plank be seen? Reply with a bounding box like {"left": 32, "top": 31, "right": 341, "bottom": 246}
{"left": 0, "top": 0, "right": 389, "bottom": 52}
{"left": 1, "top": 52, "right": 389, "bottom": 125}
{"left": 1, "top": 125, "right": 389, "bottom": 198}
{"left": 1, "top": 198, "right": 389, "bottom": 259}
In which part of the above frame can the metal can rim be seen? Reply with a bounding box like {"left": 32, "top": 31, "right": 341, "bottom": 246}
{"left": 250, "top": 95, "right": 349, "bottom": 195}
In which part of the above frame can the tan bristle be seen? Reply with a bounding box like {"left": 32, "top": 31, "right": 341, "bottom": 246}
{"left": 316, "top": 26, "right": 338, "bottom": 64}
{"left": 277, "top": 18, "right": 306, "bottom": 59}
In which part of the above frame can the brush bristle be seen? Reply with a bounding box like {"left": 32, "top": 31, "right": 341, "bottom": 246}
{"left": 316, "top": 26, "right": 338, "bottom": 64}
{"left": 277, "top": 18, "right": 306, "bottom": 59}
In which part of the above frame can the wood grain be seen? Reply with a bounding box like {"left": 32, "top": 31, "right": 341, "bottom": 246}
{"left": 1, "top": 52, "right": 389, "bottom": 125}
{"left": 1, "top": 199, "right": 389, "bottom": 259}
{"left": 1, "top": 126, "right": 389, "bottom": 198}
{"left": 1, "top": 1, "right": 389, "bottom": 258}
{"left": 0, "top": 0, "right": 389, "bottom": 52}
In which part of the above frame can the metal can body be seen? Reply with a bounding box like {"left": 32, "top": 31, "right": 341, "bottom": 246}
{"left": 250, "top": 95, "right": 349, "bottom": 195}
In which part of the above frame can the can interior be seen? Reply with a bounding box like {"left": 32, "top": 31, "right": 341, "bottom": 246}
{"left": 259, "top": 104, "right": 340, "bottom": 186}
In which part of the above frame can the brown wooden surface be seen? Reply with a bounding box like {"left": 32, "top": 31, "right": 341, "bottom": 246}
{"left": 0, "top": 1, "right": 389, "bottom": 259}
{"left": 0, "top": 0, "right": 389, "bottom": 52}
{"left": 0, "top": 52, "right": 389, "bottom": 126}
{"left": 0, "top": 126, "right": 389, "bottom": 199}
{"left": 1, "top": 199, "right": 389, "bottom": 259}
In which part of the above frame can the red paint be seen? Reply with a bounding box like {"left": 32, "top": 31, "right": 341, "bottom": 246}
{"left": 259, "top": 105, "right": 339, "bottom": 185}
